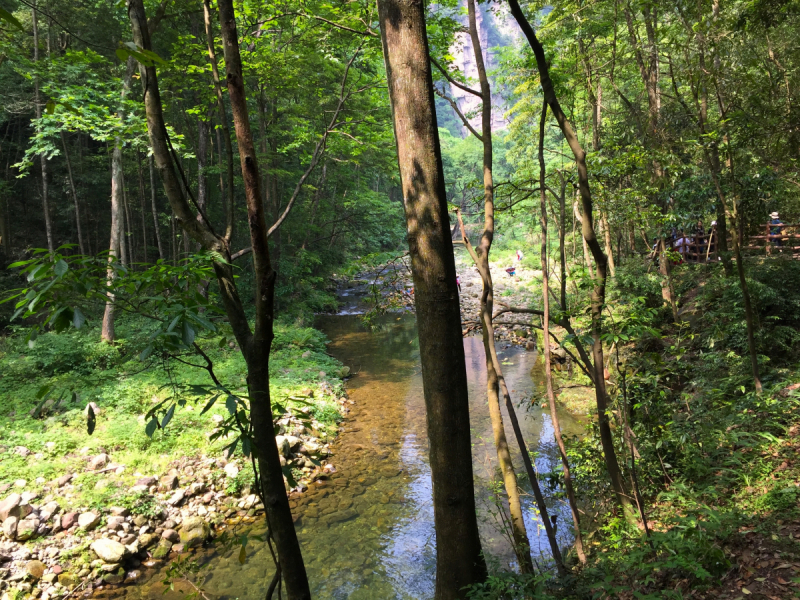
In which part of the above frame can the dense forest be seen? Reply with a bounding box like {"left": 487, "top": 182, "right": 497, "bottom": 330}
{"left": 0, "top": 0, "right": 799, "bottom": 597}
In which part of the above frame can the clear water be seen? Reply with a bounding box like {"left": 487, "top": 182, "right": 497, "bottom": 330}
{"left": 115, "top": 310, "right": 583, "bottom": 600}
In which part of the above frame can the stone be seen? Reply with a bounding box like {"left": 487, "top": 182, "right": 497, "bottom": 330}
{"left": 87, "top": 454, "right": 109, "bottom": 471}
{"left": 58, "top": 573, "right": 78, "bottom": 588}
{"left": 158, "top": 475, "right": 179, "bottom": 492}
{"left": 124, "top": 570, "right": 141, "bottom": 583}
{"left": 0, "top": 495, "right": 21, "bottom": 522}
{"left": 2, "top": 516, "right": 17, "bottom": 539}
{"left": 13, "top": 447, "right": 30, "bottom": 457}
{"left": 151, "top": 539, "right": 172, "bottom": 560}
{"left": 178, "top": 516, "right": 209, "bottom": 548}
{"left": 13, "top": 480, "right": 26, "bottom": 488}
{"left": 161, "top": 529, "right": 180, "bottom": 543}
{"left": 24, "top": 561, "right": 45, "bottom": 579}
{"left": 60, "top": 513, "right": 78, "bottom": 530}
{"left": 188, "top": 482, "right": 206, "bottom": 497}
{"left": 15, "top": 518, "right": 38, "bottom": 541}
{"left": 77, "top": 512, "right": 100, "bottom": 530}
{"left": 91, "top": 539, "right": 127, "bottom": 564}
{"left": 130, "top": 485, "right": 149, "bottom": 494}
{"left": 167, "top": 490, "right": 185, "bottom": 506}
{"left": 132, "top": 515, "right": 148, "bottom": 527}
{"left": 39, "top": 502, "right": 60, "bottom": 523}
{"left": 201, "top": 492, "right": 214, "bottom": 504}
{"left": 135, "top": 476, "right": 157, "bottom": 487}
{"left": 137, "top": 533, "right": 158, "bottom": 549}
{"left": 223, "top": 463, "right": 239, "bottom": 478}
{"left": 108, "top": 507, "right": 129, "bottom": 517}
{"left": 83, "top": 402, "right": 99, "bottom": 416}
{"left": 106, "top": 516, "right": 125, "bottom": 531}
{"left": 102, "top": 573, "right": 123, "bottom": 585}
{"left": 56, "top": 474, "right": 73, "bottom": 488}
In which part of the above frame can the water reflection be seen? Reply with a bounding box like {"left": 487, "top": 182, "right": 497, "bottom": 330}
{"left": 115, "top": 313, "right": 583, "bottom": 600}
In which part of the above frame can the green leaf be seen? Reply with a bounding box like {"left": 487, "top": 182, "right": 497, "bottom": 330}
{"left": 36, "top": 384, "right": 52, "bottom": 400}
{"left": 181, "top": 320, "right": 195, "bottom": 346}
{"left": 87, "top": 404, "right": 96, "bottom": 435}
{"left": 45, "top": 100, "right": 56, "bottom": 115}
{"left": 238, "top": 544, "right": 247, "bottom": 565}
{"left": 139, "top": 344, "right": 154, "bottom": 361}
{"left": 0, "top": 8, "right": 25, "bottom": 33}
{"left": 73, "top": 307, "right": 86, "bottom": 329}
{"left": 54, "top": 259, "right": 69, "bottom": 276}
{"left": 241, "top": 435, "right": 251, "bottom": 458}
{"left": 145, "top": 418, "right": 158, "bottom": 437}
{"left": 161, "top": 404, "right": 176, "bottom": 428}
{"left": 200, "top": 394, "right": 220, "bottom": 415}
{"left": 281, "top": 465, "right": 297, "bottom": 488}
{"left": 225, "top": 395, "right": 237, "bottom": 415}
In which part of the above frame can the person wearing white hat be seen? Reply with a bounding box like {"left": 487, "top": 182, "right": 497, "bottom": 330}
{"left": 770, "top": 212, "right": 784, "bottom": 247}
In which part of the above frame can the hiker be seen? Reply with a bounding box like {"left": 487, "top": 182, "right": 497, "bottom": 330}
{"left": 456, "top": 276, "right": 461, "bottom": 293}
{"left": 673, "top": 232, "right": 692, "bottom": 262}
{"left": 516, "top": 249, "right": 524, "bottom": 263}
{"left": 770, "top": 211, "right": 785, "bottom": 247}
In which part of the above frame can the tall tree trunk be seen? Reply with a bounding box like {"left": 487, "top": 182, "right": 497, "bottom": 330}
{"left": 509, "top": 0, "right": 637, "bottom": 525}
{"left": 377, "top": 0, "right": 487, "bottom": 595}
{"left": 122, "top": 173, "right": 134, "bottom": 264}
{"left": 203, "top": 0, "right": 234, "bottom": 243}
{"left": 102, "top": 59, "right": 135, "bottom": 341}
{"left": 61, "top": 132, "right": 86, "bottom": 255}
{"left": 538, "top": 102, "right": 586, "bottom": 564}
{"left": 601, "top": 212, "right": 615, "bottom": 276}
{"left": 197, "top": 117, "right": 209, "bottom": 230}
{"left": 452, "top": 0, "right": 534, "bottom": 573}
{"left": 149, "top": 155, "right": 164, "bottom": 260}
{"left": 32, "top": 0, "right": 54, "bottom": 254}
{"left": 128, "top": 0, "right": 312, "bottom": 596}
{"left": 137, "top": 151, "right": 150, "bottom": 263}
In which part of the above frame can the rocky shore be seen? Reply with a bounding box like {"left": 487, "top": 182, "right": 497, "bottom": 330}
{"left": 0, "top": 399, "right": 349, "bottom": 600}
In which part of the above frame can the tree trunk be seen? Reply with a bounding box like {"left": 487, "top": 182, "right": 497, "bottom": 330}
{"left": 203, "top": 0, "right": 235, "bottom": 242}
{"left": 601, "top": 212, "right": 615, "bottom": 276}
{"left": 32, "top": 0, "right": 54, "bottom": 254}
{"left": 509, "top": 0, "right": 637, "bottom": 525}
{"left": 197, "top": 117, "right": 209, "bottom": 227}
{"left": 128, "top": 0, "right": 311, "bottom": 596}
{"left": 377, "top": 0, "right": 487, "bottom": 595}
{"left": 61, "top": 132, "right": 86, "bottom": 255}
{"left": 149, "top": 155, "right": 164, "bottom": 260}
{"left": 538, "top": 102, "right": 586, "bottom": 564}
{"left": 137, "top": 151, "right": 150, "bottom": 263}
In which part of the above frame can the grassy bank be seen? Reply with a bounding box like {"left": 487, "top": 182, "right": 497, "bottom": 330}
{"left": 0, "top": 314, "right": 348, "bottom": 509}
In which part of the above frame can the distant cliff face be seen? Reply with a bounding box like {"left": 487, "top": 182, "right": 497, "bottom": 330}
{"left": 447, "top": 0, "right": 519, "bottom": 135}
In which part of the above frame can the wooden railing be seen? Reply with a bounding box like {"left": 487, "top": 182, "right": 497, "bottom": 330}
{"left": 743, "top": 223, "right": 800, "bottom": 256}
{"left": 656, "top": 223, "right": 800, "bottom": 264}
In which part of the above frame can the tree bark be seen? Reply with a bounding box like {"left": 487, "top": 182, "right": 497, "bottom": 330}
{"left": 538, "top": 102, "right": 586, "bottom": 564}
{"left": 377, "top": 0, "right": 487, "bottom": 595}
{"left": 509, "top": 0, "right": 637, "bottom": 525}
{"left": 148, "top": 155, "right": 165, "bottom": 260}
{"left": 61, "top": 132, "right": 86, "bottom": 255}
{"left": 32, "top": 0, "right": 54, "bottom": 254}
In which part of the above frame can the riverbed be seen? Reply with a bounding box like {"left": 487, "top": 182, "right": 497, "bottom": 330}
{"left": 115, "top": 304, "right": 583, "bottom": 599}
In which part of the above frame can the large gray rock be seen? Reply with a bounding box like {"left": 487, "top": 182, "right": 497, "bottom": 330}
{"left": 152, "top": 539, "right": 172, "bottom": 559}
{"left": 56, "top": 473, "right": 73, "bottom": 487}
{"left": 91, "top": 539, "right": 127, "bottom": 564}
{"left": 178, "top": 516, "right": 209, "bottom": 548}
{"left": 15, "top": 518, "right": 39, "bottom": 541}
{"left": 0, "top": 494, "right": 21, "bottom": 522}
{"left": 106, "top": 516, "right": 125, "bottom": 530}
{"left": 2, "top": 515, "right": 18, "bottom": 539}
{"left": 39, "top": 501, "right": 60, "bottom": 523}
{"left": 158, "top": 475, "right": 179, "bottom": 492}
{"left": 77, "top": 512, "right": 100, "bottom": 530}
{"left": 137, "top": 533, "right": 158, "bottom": 548}
{"left": 167, "top": 489, "right": 185, "bottom": 506}
{"left": 88, "top": 454, "right": 109, "bottom": 470}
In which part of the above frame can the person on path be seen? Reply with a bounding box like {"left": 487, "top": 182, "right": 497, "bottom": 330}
{"left": 770, "top": 211, "right": 785, "bottom": 248}
{"left": 693, "top": 220, "right": 706, "bottom": 262}
{"left": 516, "top": 249, "right": 523, "bottom": 263}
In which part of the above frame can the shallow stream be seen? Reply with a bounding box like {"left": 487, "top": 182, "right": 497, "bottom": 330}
{"left": 118, "top": 288, "right": 584, "bottom": 600}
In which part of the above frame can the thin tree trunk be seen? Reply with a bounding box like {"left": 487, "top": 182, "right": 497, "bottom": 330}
{"left": 32, "top": 0, "right": 54, "bottom": 254}
{"left": 509, "top": 0, "right": 637, "bottom": 525}
{"left": 149, "top": 155, "right": 164, "bottom": 260}
{"left": 203, "top": 0, "right": 234, "bottom": 242}
{"left": 129, "top": 0, "right": 311, "bottom": 595}
{"left": 601, "top": 212, "right": 615, "bottom": 276}
{"left": 377, "top": 0, "right": 487, "bottom": 595}
{"left": 122, "top": 172, "right": 134, "bottom": 264}
{"left": 538, "top": 101, "right": 586, "bottom": 564}
{"left": 137, "top": 150, "right": 149, "bottom": 263}
{"left": 61, "top": 132, "right": 86, "bottom": 255}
